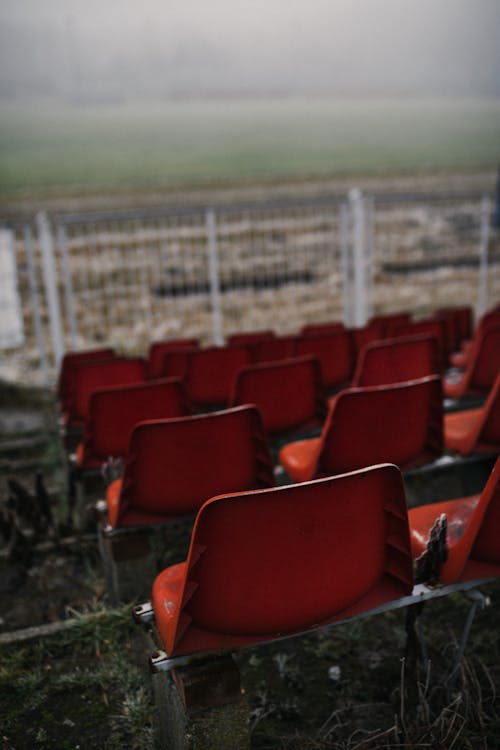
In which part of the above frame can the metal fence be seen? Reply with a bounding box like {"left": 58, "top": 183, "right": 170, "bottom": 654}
{"left": 2, "top": 189, "right": 498, "bottom": 387}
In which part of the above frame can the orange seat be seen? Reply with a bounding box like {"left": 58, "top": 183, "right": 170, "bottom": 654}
{"left": 444, "top": 324, "right": 500, "bottom": 399}
{"left": 152, "top": 463, "right": 413, "bottom": 658}
{"left": 147, "top": 339, "right": 199, "bottom": 379}
{"left": 280, "top": 376, "right": 443, "bottom": 482}
{"left": 352, "top": 334, "right": 440, "bottom": 388}
{"left": 184, "top": 346, "right": 251, "bottom": 407}
{"left": 76, "top": 378, "right": 190, "bottom": 469}
{"left": 230, "top": 356, "right": 326, "bottom": 435}
{"left": 106, "top": 405, "right": 274, "bottom": 528}
{"left": 294, "top": 331, "right": 354, "bottom": 388}
{"left": 58, "top": 348, "right": 116, "bottom": 411}
{"left": 444, "top": 372, "right": 500, "bottom": 455}
{"left": 63, "top": 357, "right": 146, "bottom": 427}
{"left": 409, "top": 456, "right": 500, "bottom": 584}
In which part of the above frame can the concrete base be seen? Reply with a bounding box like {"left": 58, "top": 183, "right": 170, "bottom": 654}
{"left": 153, "top": 656, "right": 249, "bottom": 750}
{"left": 98, "top": 523, "right": 160, "bottom": 605}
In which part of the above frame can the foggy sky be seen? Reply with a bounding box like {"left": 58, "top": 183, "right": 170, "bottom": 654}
{"left": 1, "top": 0, "right": 499, "bottom": 101}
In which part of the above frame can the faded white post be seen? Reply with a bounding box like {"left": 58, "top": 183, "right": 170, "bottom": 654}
{"left": 57, "top": 223, "right": 79, "bottom": 348}
{"left": 364, "top": 195, "right": 375, "bottom": 319}
{"left": 36, "top": 211, "right": 65, "bottom": 369}
{"left": 349, "top": 188, "right": 367, "bottom": 327}
{"left": 340, "top": 202, "right": 351, "bottom": 327}
{"left": 477, "top": 194, "right": 491, "bottom": 319}
{"left": 0, "top": 227, "right": 24, "bottom": 349}
{"left": 23, "top": 225, "right": 51, "bottom": 387}
{"left": 206, "top": 208, "right": 224, "bottom": 346}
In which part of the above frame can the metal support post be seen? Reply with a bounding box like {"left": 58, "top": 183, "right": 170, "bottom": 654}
{"left": 206, "top": 208, "right": 223, "bottom": 346}
{"left": 0, "top": 227, "right": 24, "bottom": 350}
{"left": 340, "top": 202, "right": 350, "bottom": 327}
{"left": 23, "top": 225, "right": 51, "bottom": 388}
{"left": 349, "top": 188, "right": 367, "bottom": 327}
{"left": 57, "top": 223, "right": 78, "bottom": 348}
{"left": 477, "top": 194, "right": 491, "bottom": 319}
{"left": 365, "top": 195, "right": 375, "bottom": 319}
{"left": 36, "top": 211, "right": 65, "bottom": 369}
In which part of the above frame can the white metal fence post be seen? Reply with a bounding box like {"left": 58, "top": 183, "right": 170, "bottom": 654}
{"left": 340, "top": 202, "right": 351, "bottom": 327}
{"left": 57, "top": 223, "right": 79, "bottom": 348}
{"left": 36, "top": 211, "right": 65, "bottom": 369}
{"left": 477, "top": 194, "right": 491, "bottom": 319}
{"left": 23, "top": 224, "right": 51, "bottom": 387}
{"left": 206, "top": 208, "right": 224, "bottom": 346}
{"left": 349, "top": 188, "right": 367, "bottom": 327}
{"left": 0, "top": 227, "right": 24, "bottom": 349}
{"left": 365, "top": 195, "right": 375, "bottom": 319}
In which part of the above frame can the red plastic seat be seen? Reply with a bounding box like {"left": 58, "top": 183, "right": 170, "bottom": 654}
{"left": 184, "top": 346, "right": 251, "bottom": 407}
{"left": 444, "top": 372, "right": 500, "bottom": 455}
{"left": 227, "top": 330, "right": 275, "bottom": 347}
{"left": 252, "top": 336, "right": 296, "bottom": 364}
{"left": 349, "top": 321, "right": 385, "bottom": 360}
{"left": 280, "top": 376, "right": 443, "bottom": 482}
{"left": 450, "top": 311, "right": 500, "bottom": 369}
{"left": 58, "top": 348, "right": 116, "bottom": 410}
{"left": 409, "top": 456, "right": 500, "bottom": 584}
{"left": 147, "top": 339, "right": 199, "bottom": 379}
{"left": 352, "top": 334, "right": 440, "bottom": 388}
{"left": 158, "top": 347, "right": 198, "bottom": 380}
{"left": 393, "top": 319, "right": 447, "bottom": 365}
{"left": 301, "top": 321, "right": 344, "bottom": 336}
{"left": 369, "top": 312, "right": 411, "bottom": 338}
{"left": 294, "top": 331, "right": 354, "bottom": 388}
{"left": 76, "top": 379, "right": 190, "bottom": 469}
{"left": 444, "top": 324, "right": 500, "bottom": 399}
{"left": 437, "top": 306, "right": 472, "bottom": 348}
{"left": 230, "top": 356, "right": 326, "bottom": 435}
{"left": 106, "top": 405, "right": 274, "bottom": 528}
{"left": 63, "top": 357, "right": 146, "bottom": 427}
{"left": 151, "top": 463, "right": 414, "bottom": 658}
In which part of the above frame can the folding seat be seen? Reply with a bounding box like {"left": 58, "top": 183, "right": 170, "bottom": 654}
{"left": 184, "top": 346, "right": 251, "bottom": 407}
{"left": 280, "top": 375, "right": 443, "bottom": 482}
{"left": 436, "top": 306, "right": 472, "bottom": 346}
{"left": 294, "top": 331, "right": 354, "bottom": 389}
{"left": 147, "top": 338, "right": 199, "bottom": 379}
{"left": 349, "top": 321, "right": 385, "bottom": 360}
{"left": 409, "top": 456, "right": 500, "bottom": 584}
{"left": 230, "top": 356, "right": 326, "bottom": 435}
{"left": 450, "top": 310, "right": 500, "bottom": 369}
{"left": 252, "top": 336, "right": 296, "bottom": 364}
{"left": 150, "top": 463, "right": 413, "bottom": 658}
{"left": 352, "top": 334, "right": 441, "bottom": 388}
{"left": 444, "top": 372, "right": 500, "bottom": 456}
{"left": 301, "top": 321, "right": 344, "bottom": 336}
{"left": 444, "top": 324, "right": 500, "bottom": 399}
{"left": 63, "top": 357, "right": 146, "bottom": 427}
{"left": 369, "top": 312, "right": 411, "bottom": 338}
{"left": 75, "top": 378, "right": 190, "bottom": 470}
{"left": 227, "top": 330, "right": 275, "bottom": 347}
{"left": 158, "top": 347, "right": 198, "bottom": 380}
{"left": 58, "top": 347, "right": 116, "bottom": 410}
{"left": 105, "top": 405, "right": 274, "bottom": 529}
{"left": 393, "top": 319, "right": 447, "bottom": 364}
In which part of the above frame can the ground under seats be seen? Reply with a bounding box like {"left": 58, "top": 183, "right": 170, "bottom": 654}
{"left": 99, "top": 405, "right": 274, "bottom": 602}
{"left": 280, "top": 375, "right": 443, "bottom": 482}
{"left": 150, "top": 463, "right": 413, "bottom": 658}
{"left": 409, "top": 456, "right": 500, "bottom": 584}
{"left": 444, "top": 324, "right": 500, "bottom": 400}
{"left": 230, "top": 356, "right": 326, "bottom": 437}
{"left": 147, "top": 338, "right": 199, "bottom": 379}
{"left": 58, "top": 347, "right": 116, "bottom": 415}
{"left": 294, "top": 330, "right": 354, "bottom": 390}
{"left": 62, "top": 356, "right": 146, "bottom": 428}
{"left": 183, "top": 346, "right": 251, "bottom": 407}
{"left": 444, "top": 372, "right": 500, "bottom": 456}
{"left": 352, "top": 334, "right": 441, "bottom": 387}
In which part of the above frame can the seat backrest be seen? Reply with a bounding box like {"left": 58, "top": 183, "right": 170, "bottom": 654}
{"left": 349, "top": 321, "right": 385, "bottom": 359}
{"left": 159, "top": 347, "right": 198, "bottom": 380}
{"left": 70, "top": 358, "right": 146, "bottom": 422}
{"left": 437, "top": 306, "right": 472, "bottom": 344}
{"left": 230, "top": 356, "right": 326, "bottom": 434}
{"left": 184, "top": 346, "right": 251, "bottom": 405}
{"left": 318, "top": 375, "right": 443, "bottom": 475}
{"left": 160, "top": 463, "right": 413, "bottom": 656}
{"left": 82, "top": 378, "right": 189, "bottom": 461}
{"left": 393, "top": 320, "right": 447, "bottom": 363}
{"left": 467, "top": 324, "right": 500, "bottom": 393}
{"left": 470, "top": 456, "right": 500, "bottom": 569}
{"left": 252, "top": 336, "right": 296, "bottom": 364}
{"left": 58, "top": 348, "right": 115, "bottom": 405}
{"left": 147, "top": 339, "right": 199, "bottom": 379}
{"left": 475, "top": 372, "right": 500, "bottom": 450}
{"left": 353, "top": 334, "right": 441, "bottom": 387}
{"left": 301, "top": 321, "right": 344, "bottom": 336}
{"left": 227, "top": 330, "right": 275, "bottom": 347}
{"left": 117, "top": 405, "right": 274, "bottom": 523}
{"left": 369, "top": 312, "right": 411, "bottom": 338}
{"left": 294, "top": 331, "right": 354, "bottom": 387}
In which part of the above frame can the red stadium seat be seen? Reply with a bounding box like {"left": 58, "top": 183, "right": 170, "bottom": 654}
{"left": 444, "top": 324, "right": 500, "bottom": 399}
{"left": 280, "top": 376, "right": 443, "bottom": 482}
{"left": 184, "top": 346, "right": 251, "bottom": 407}
{"left": 252, "top": 336, "right": 296, "bottom": 364}
{"left": 444, "top": 372, "right": 500, "bottom": 455}
{"left": 151, "top": 463, "right": 413, "bottom": 658}
{"left": 147, "top": 339, "right": 199, "bottom": 379}
{"left": 106, "top": 405, "right": 274, "bottom": 528}
{"left": 301, "top": 321, "right": 344, "bottom": 336}
{"left": 352, "top": 334, "right": 440, "bottom": 388}
{"left": 58, "top": 348, "right": 116, "bottom": 409}
{"left": 294, "top": 331, "right": 354, "bottom": 388}
{"left": 393, "top": 319, "right": 447, "bottom": 365}
{"left": 158, "top": 347, "right": 198, "bottom": 380}
{"left": 450, "top": 311, "right": 500, "bottom": 369}
{"left": 409, "top": 456, "right": 500, "bottom": 584}
{"left": 349, "top": 321, "right": 385, "bottom": 360}
{"left": 227, "top": 330, "right": 275, "bottom": 347}
{"left": 437, "top": 306, "right": 473, "bottom": 348}
{"left": 369, "top": 312, "right": 411, "bottom": 338}
{"left": 76, "top": 378, "right": 190, "bottom": 469}
{"left": 230, "top": 356, "right": 326, "bottom": 435}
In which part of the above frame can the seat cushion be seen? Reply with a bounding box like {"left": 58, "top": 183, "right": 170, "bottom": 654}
{"left": 444, "top": 409, "right": 483, "bottom": 455}
{"left": 408, "top": 495, "right": 479, "bottom": 559}
{"left": 279, "top": 438, "right": 321, "bottom": 482}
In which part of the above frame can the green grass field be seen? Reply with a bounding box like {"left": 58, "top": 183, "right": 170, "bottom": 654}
{"left": 0, "top": 96, "right": 499, "bottom": 195}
